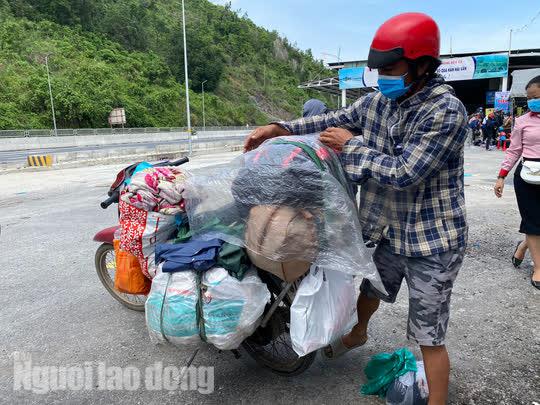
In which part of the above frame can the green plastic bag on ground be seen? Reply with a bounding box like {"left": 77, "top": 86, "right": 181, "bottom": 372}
{"left": 361, "top": 348, "right": 418, "bottom": 397}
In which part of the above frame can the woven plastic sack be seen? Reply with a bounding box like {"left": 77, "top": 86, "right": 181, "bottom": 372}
{"left": 145, "top": 265, "right": 269, "bottom": 350}
{"left": 202, "top": 267, "right": 270, "bottom": 350}
{"left": 145, "top": 266, "right": 200, "bottom": 346}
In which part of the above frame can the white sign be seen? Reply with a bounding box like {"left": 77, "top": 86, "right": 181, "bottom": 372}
{"left": 108, "top": 108, "right": 126, "bottom": 126}
{"left": 436, "top": 57, "right": 475, "bottom": 81}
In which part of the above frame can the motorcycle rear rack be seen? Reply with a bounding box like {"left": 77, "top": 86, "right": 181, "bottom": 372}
{"left": 260, "top": 282, "right": 293, "bottom": 329}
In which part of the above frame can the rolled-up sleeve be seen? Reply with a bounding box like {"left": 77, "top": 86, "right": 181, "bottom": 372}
{"left": 341, "top": 106, "right": 468, "bottom": 190}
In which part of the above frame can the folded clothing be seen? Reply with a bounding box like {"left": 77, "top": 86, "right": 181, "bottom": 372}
{"left": 121, "top": 166, "right": 188, "bottom": 215}
{"left": 156, "top": 239, "right": 224, "bottom": 272}
{"left": 162, "top": 227, "right": 252, "bottom": 280}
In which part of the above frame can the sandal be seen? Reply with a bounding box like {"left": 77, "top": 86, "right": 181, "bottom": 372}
{"left": 512, "top": 241, "right": 524, "bottom": 268}
{"left": 532, "top": 271, "right": 540, "bottom": 290}
{"left": 322, "top": 334, "right": 368, "bottom": 360}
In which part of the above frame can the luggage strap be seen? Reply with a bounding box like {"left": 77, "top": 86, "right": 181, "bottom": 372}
{"left": 195, "top": 272, "right": 207, "bottom": 342}
{"left": 271, "top": 140, "right": 326, "bottom": 172}
{"left": 159, "top": 272, "right": 207, "bottom": 343}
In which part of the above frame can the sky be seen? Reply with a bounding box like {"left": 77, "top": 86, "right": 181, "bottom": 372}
{"left": 210, "top": 0, "right": 540, "bottom": 63}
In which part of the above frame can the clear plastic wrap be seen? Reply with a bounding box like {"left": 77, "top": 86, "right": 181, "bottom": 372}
{"left": 184, "top": 135, "right": 381, "bottom": 282}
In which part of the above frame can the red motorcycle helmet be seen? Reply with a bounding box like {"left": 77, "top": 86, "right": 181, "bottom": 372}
{"left": 368, "top": 12, "right": 440, "bottom": 69}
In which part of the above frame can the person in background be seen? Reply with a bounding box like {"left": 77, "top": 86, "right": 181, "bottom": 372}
{"left": 494, "top": 75, "right": 540, "bottom": 290}
{"left": 302, "top": 99, "right": 329, "bottom": 118}
{"left": 495, "top": 109, "right": 504, "bottom": 128}
{"left": 503, "top": 114, "right": 513, "bottom": 135}
{"left": 468, "top": 114, "right": 481, "bottom": 143}
{"left": 476, "top": 106, "right": 484, "bottom": 118}
{"left": 483, "top": 113, "right": 497, "bottom": 150}
{"left": 497, "top": 127, "right": 508, "bottom": 151}
{"left": 246, "top": 13, "right": 468, "bottom": 404}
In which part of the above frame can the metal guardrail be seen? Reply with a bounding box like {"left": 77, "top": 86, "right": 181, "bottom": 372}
{"left": 0, "top": 126, "right": 256, "bottom": 139}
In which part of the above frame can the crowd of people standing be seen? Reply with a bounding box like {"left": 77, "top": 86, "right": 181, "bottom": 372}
{"left": 468, "top": 109, "right": 512, "bottom": 150}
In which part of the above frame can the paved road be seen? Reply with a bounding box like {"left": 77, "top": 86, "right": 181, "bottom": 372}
{"left": 0, "top": 135, "right": 245, "bottom": 163}
{"left": 0, "top": 148, "right": 538, "bottom": 404}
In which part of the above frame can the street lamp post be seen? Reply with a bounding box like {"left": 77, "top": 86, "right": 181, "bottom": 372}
{"left": 201, "top": 80, "right": 207, "bottom": 131}
{"left": 45, "top": 55, "right": 58, "bottom": 137}
{"left": 503, "top": 29, "right": 513, "bottom": 91}
{"left": 181, "top": 0, "right": 192, "bottom": 155}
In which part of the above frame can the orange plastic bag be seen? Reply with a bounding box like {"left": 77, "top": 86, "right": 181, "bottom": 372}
{"left": 113, "top": 240, "right": 151, "bottom": 295}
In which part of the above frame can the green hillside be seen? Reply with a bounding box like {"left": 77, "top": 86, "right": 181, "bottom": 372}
{"left": 0, "top": 0, "right": 334, "bottom": 129}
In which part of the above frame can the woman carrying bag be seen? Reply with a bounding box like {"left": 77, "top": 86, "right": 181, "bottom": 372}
{"left": 494, "top": 75, "right": 540, "bottom": 290}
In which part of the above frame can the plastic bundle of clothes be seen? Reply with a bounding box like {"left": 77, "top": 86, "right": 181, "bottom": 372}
{"left": 183, "top": 135, "right": 382, "bottom": 286}
{"left": 145, "top": 265, "right": 270, "bottom": 350}
{"left": 121, "top": 166, "right": 188, "bottom": 215}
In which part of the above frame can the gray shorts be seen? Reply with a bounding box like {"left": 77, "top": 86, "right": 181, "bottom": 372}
{"left": 361, "top": 240, "right": 465, "bottom": 346}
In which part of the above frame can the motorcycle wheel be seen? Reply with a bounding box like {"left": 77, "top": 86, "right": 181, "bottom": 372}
{"left": 94, "top": 243, "right": 146, "bottom": 312}
{"left": 241, "top": 273, "right": 316, "bottom": 376}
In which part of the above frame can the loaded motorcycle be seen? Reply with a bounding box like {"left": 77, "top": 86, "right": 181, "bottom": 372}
{"left": 93, "top": 157, "right": 316, "bottom": 375}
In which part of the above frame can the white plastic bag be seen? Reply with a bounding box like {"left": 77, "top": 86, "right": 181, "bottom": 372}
{"left": 290, "top": 266, "right": 357, "bottom": 357}
{"left": 203, "top": 268, "right": 270, "bottom": 350}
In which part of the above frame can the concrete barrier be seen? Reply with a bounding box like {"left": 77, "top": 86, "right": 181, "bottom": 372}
{"left": 50, "top": 136, "right": 245, "bottom": 165}
{"left": 0, "top": 129, "right": 252, "bottom": 152}
{"left": 27, "top": 155, "right": 53, "bottom": 167}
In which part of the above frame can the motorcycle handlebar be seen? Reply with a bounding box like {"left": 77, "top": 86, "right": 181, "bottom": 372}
{"left": 168, "top": 156, "right": 189, "bottom": 166}
{"left": 100, "top": 190, "right": 120, "bottom": 209}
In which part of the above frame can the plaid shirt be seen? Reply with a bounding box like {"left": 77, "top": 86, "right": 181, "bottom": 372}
{"left": 279, "top": 76, "right": 468, "bottom": 257}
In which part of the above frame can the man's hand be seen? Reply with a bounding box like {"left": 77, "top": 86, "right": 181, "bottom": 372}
{"left": 319, "top": 127, "right": 354, "bottom": 152}
{"left": 244, "top": 124, "right": 290, "bottom": 152}
{"left": 494, "top": 177, "right": 505, "bottom": 198}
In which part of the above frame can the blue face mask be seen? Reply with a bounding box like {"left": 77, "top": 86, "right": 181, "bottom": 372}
{"left": 377, "top": 73, "right": 412, "bottom": 100}
{"left": 528, "top": 98, "right": 540, "bottom": 113}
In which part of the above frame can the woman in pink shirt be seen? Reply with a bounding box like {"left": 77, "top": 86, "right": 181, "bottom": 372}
{"left": 494, "top": 75, "right": 540, "bottom": 290}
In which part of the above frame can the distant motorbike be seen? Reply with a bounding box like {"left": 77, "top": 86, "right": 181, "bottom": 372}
{"left": 93, "top": 157, "right": 316, "bottom": 375}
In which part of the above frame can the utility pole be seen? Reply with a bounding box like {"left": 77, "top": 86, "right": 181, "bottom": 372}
{"left": 181, "top": 0, "right": 192, "bottom": 155}
{"left": 505, "top": 29, "right": 513, "bottom": 91}
{"left": 201, "top": 80, "right": 207, "bottom": 131}
{"left": 501, "top": 29, "right": 512, "bottom": 91}
{"left": 45, "top": 54, "right": 58, "bottom": 137}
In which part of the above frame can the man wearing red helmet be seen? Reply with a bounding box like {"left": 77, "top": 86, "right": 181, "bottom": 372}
{"left": 245, "top": 13, "right": 468, "bottom": 404}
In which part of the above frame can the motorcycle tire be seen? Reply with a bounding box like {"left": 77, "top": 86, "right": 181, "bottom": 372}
{"left": 94, "top": 242, "right": 146, "bottom": 312}
{"left": 241, "top": 272, "right": 316, "bottom": 376}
